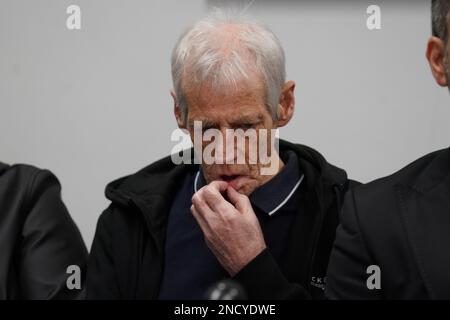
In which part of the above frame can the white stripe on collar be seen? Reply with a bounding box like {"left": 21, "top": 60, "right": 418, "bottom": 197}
{"left": 267, "top": 173, "right": 304, "bottom": 216}
{"left": 194, "top": 170, "right": 305, "bottom": 216}
{"left": 194, "top": 170, "right": 201, "bottom": 193}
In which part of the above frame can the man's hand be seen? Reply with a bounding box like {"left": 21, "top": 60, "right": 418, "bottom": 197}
{"left": 191, "top": 181, "right": 266, "bottom": 276}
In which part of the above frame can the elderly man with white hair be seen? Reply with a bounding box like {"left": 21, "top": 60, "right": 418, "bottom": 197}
{"left": 86, "top": 10, "right": 357, "bottom": 300}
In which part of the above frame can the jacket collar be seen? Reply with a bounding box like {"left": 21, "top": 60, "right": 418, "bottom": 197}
{"left": 105, "top": 156, "right": 195, "bottom": 250}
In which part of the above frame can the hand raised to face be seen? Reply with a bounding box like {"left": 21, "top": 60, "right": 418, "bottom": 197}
{"left": 190, "top": 181, "right": 266, "bottom": 276}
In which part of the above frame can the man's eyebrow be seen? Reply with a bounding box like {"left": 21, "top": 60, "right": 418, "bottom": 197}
{"left": 230, "top": 114, "right": 264, "bottom": 125}
{"left": 188, "top": 119, "right": 219, "bottom": 129}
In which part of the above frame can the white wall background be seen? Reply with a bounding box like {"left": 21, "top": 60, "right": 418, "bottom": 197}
{"left": 1, "top": 0, "right": 449, "bottom": 248}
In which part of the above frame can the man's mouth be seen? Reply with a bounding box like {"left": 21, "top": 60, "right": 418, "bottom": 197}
{"left": 220, "top": 175, "right": 240, "bottom": 182}
{"left": 218, "top": 174, "right": 245, "bottom": 190}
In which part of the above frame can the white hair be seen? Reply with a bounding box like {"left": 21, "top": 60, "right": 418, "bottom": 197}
{"left": 171, "top": 9, "right": 286, "bottom": 123}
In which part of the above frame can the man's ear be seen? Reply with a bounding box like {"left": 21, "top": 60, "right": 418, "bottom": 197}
{"left": 426, "top": 36, "right": 448, "bottom": 87}
{"left": 276, "top": 80, "right": 295, "bottom": 128}
{"left": 171, "top": 90, "right": 186, "bottom": 129}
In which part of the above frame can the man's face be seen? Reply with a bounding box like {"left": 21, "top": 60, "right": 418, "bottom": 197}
{"left": 183, "top": 79, "right": 281, "bottom": 196}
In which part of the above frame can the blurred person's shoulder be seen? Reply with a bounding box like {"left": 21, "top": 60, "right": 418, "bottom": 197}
{"left": 0, "top": 161, "right": 60, "bottom": 195}
{"left": 346, "top": 147, "right": 450, "bottom": 242}
{"left": 0, "top": 161, "right": 65, "bottom": 231}
{"left": 352, "top": 147, "right": 450, "bottom": 207}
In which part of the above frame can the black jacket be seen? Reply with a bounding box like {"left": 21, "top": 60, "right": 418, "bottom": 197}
{"left": 326, "top": 147, "right": 450, "bottom": 299}
{"left": 87, "top": 140, "right": 354, "bottom": 300}
{"left": 0, "top": 162, "right": 88, "bottom": 299}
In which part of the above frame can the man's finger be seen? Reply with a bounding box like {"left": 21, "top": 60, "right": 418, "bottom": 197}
{"left": 208, "top": 180, "right": 229, "bottom": 192}
{"left": 192, "top": 193, "right": 215, "bottom": 220}
{"left": 202, "top": 185, "right": 235, "bottom": 214}
{"left": 227, "top": 186, "right": 250, "bottom": 212}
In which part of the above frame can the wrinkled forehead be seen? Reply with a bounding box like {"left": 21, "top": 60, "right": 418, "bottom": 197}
{"left": 182, "top": 72, "right": 265, "bottom": 108}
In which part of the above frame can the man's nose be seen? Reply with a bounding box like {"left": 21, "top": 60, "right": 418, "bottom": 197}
{"left": 219, "top": 127, "right": 242, "bottom": 164}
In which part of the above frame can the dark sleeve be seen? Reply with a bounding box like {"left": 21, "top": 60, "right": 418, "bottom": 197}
{"left": 86, "top": 208, "right": 121, "bottom": 299}
{"left": 325, "top": 190, "right": 382, "bottom": 299}
{"left": 19, "top": 169, "right": 88, "bottom": 300}
{"left": 232, "top": 249, "right": 310, "bottom": 300}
